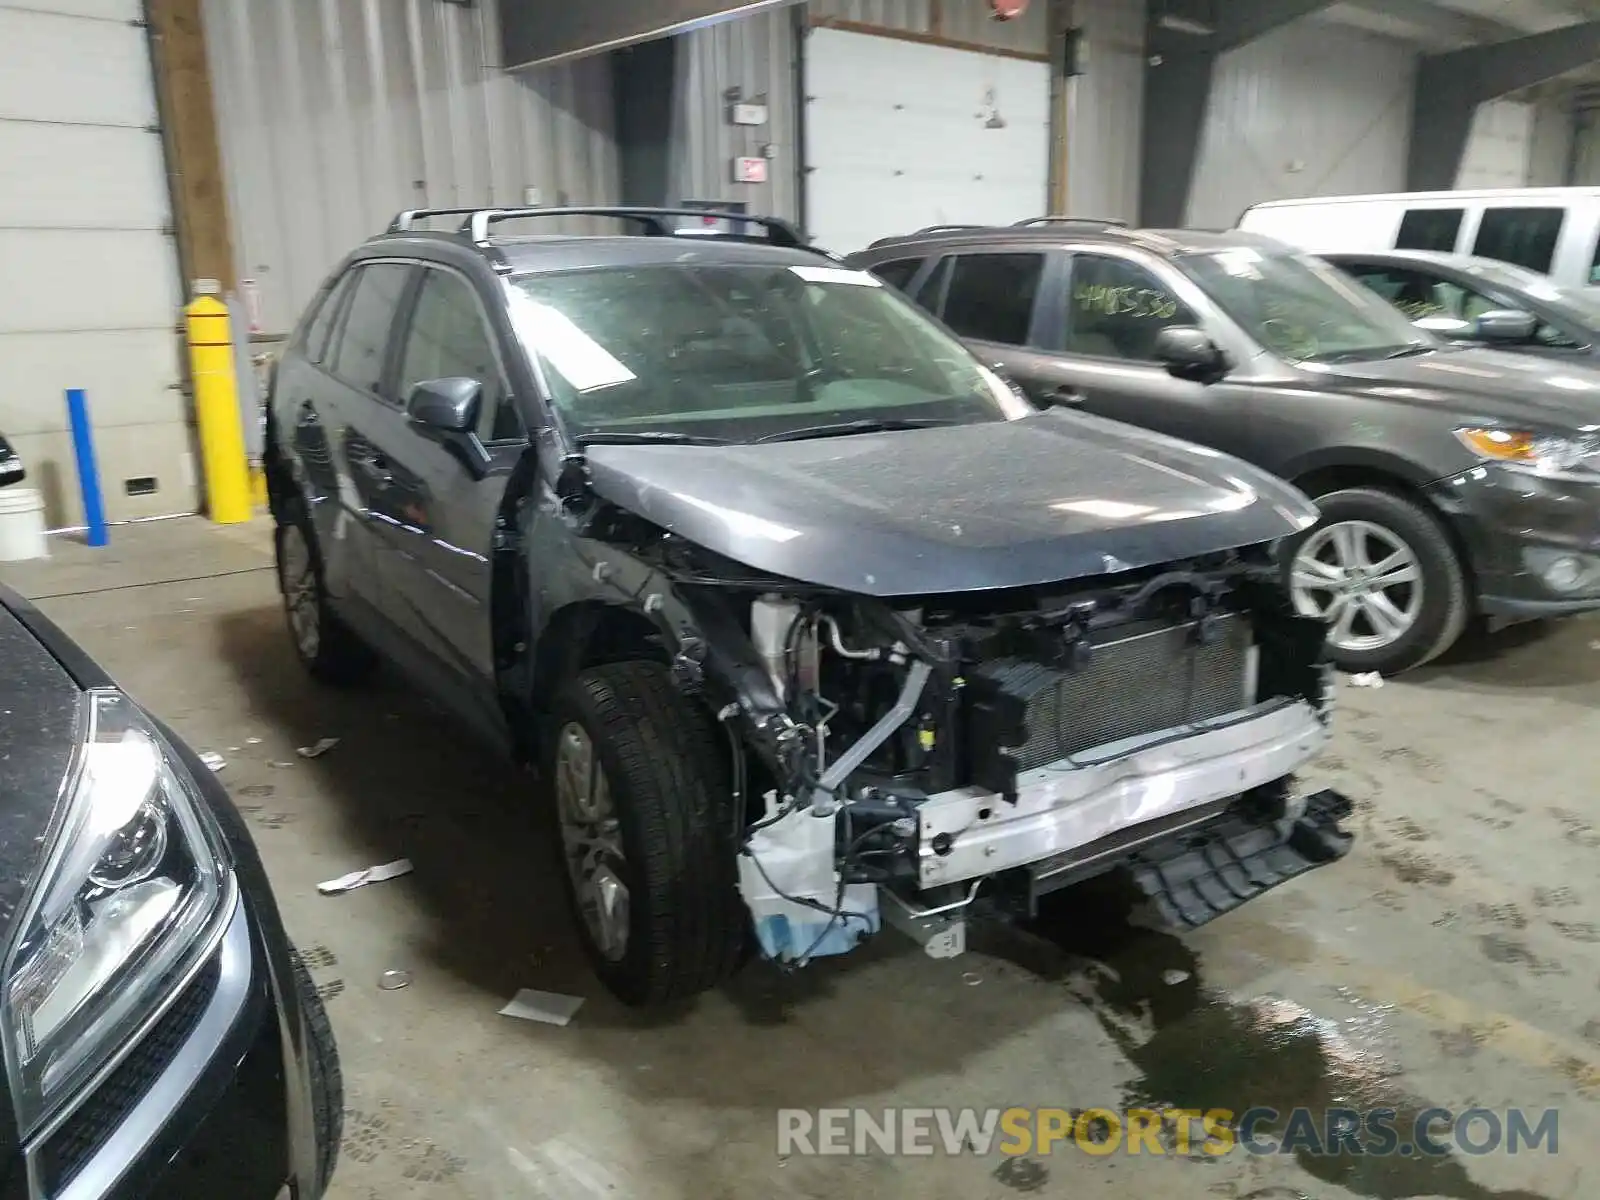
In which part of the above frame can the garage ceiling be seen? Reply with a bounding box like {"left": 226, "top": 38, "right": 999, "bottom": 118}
{"left": 1318, "top": 0, "right": 1600, "bottom": 83}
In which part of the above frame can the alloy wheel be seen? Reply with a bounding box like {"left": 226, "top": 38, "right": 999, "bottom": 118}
{"left": 280, "top": 524, "right": 321, "bottom": 662}
{"left": 554, "top": 723, "right": 630, "bottom": 962}
{"left": 1291, "top": 519, "right": 1424, "bottom": 654}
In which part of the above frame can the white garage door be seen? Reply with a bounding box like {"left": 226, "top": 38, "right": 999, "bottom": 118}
{"left": 0, "top": 0, "right": 191, "bottom": 529}
{"left": 803, "top": 27, "right": 1051, "bottom": 256}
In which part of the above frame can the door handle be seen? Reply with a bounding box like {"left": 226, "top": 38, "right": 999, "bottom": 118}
{"left": 295, "top": 401, "right": 320, "bottom": 427}
{"left": 1044, "top": 385, "right": 1085, "bottom": 406}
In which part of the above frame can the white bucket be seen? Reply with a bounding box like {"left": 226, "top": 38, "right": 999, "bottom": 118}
{"left": 0, "top": 488, "right": 49, "bottom": 562}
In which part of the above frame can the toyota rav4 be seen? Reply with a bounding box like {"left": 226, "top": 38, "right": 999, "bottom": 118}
{"left": 263, "top": 207, "right": 1353, "bottom": 1006}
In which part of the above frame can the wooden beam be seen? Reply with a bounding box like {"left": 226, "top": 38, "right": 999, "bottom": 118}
{"left": 146, "top": 0, "right": 235, "bottom": 295}
{"left": 808, "top": 15, "right": 1052, "bottom": 62}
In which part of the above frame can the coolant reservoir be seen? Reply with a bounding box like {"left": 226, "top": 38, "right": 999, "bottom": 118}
{"left": 751, "top": 595, "right": 817, "bottom": 697}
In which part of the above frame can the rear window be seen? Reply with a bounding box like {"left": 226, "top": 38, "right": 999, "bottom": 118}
{"left": 1472, "top": 207, "right": 1564, "bottom": 274}
{"left": 870, "top": 258, "right": 925, "bottom": 294}
{"left": 939, "top": 254, "right": 1045, "bottom": 345}
{"left": 1395, "top": 208, "right": 1463, "bottom": 252}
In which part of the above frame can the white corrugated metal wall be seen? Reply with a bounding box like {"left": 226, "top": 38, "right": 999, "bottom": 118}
{"left": 1065, "top": 0, "right": 1143, "bottom": 224}
{"left": 1527, "top": 92, "right": 1575, "bottom": 186}
{"left": 1186, "top": 19, "right": 1417, "bottom": 228}
{"left": 203, "top": 0, "right": 620, "bottom": 337}
{"left": 670, "top": 7, "right": 802, "bottom": 220}
{"left": 0, "top": 0, "right": 192, "bottom": 529}
{"left": 1456, "top": 100, "right": 1535, "bottom": 188}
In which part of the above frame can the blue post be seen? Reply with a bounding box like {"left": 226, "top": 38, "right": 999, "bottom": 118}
{"left": 65, "top": 389, "right": 108, "bottom": 547}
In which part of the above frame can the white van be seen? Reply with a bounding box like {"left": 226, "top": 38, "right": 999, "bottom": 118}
{"left": 1237, "top": 188, "right": 1600, "bottom": 290}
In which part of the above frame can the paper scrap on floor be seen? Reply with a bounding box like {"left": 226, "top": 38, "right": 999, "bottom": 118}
{"left": 1348, "top": 672, "right": 1384, "bottom": 688}
{"left": 298, "top": 736, "right": 341, "bottom": 758}
{"left": 500, "top": 988, "right": 585, "bottom": 1027}
{"left": 318, "top": 858, "right": 414, "bottom": 895}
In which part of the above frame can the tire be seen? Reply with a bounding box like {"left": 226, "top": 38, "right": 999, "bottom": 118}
{"left": 275, "top": 503, "right": 374, "bottom": 685}
{"left": 548, "top": 661, "right": 745, "bottom": 1006}
{"left": 288, "top": 945, "right": 343, "bottom": 1195}
{"left": 1286, "top": 486, "right": 1469, "bottom": 675}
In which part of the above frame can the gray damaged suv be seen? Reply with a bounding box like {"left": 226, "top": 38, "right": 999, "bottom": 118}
{"left": 264, "top": 206, "right": 1351, "bottom": 1007}
{"left": 851, "top": 220, "right": 1600, "bottom": 675}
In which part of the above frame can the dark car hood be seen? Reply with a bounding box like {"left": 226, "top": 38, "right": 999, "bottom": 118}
{"left": 0, "top": 600, "right": 82, "bottom": 944}
{"left": 583, "top": 409, "right": 1317, "bottom": 596}
{"left": 1307, "top": 346, "right": 1600, "bottom": 429}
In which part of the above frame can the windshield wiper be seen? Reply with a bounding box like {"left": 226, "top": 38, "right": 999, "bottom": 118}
{"left": 753, "top": 418, "right": 957, "bottom": 444}
{"left": 1302, "top": 343, "right": 1433, "bottom": 364}
{"left": 574, "top": 431, "right": 733, "bottom": 447}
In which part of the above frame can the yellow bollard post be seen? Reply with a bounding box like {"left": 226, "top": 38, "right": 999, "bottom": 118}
{"left": 185, "top": 294, "right": 253, "bottom": 524}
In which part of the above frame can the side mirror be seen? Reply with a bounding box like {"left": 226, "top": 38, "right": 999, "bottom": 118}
{"left": 1153, "top": 326, "right": 1230, "bottom": 383}
{"left": 406, "top": 377, "right": 482, "bottom": 437}
{"left": 0, "top": 433, "right": 24, "bottom": 488}
{"left": 1471, "top": 309, "right": 1538, "bottom": 344}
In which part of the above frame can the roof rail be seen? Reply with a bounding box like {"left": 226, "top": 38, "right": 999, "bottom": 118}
{"left": 912, "top": 223, "right": 987, "bottom": 235}
{"left": 1013, "top": 215, "right": 1130, "bottom": 229}
{"left": 387, "top": 208, "right": 489, "bottom": 233}
{"left": 459, "top": 206, "right": 814, "bottom": 250}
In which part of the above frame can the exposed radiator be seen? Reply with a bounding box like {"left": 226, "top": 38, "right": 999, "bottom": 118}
{"left": 970, "top": 614, "right": 1255, "bottom": 773}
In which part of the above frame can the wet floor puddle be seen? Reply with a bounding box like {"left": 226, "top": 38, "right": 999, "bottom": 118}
{"left": 1008, "top": 887, "right": 1556, "bottom": 1200}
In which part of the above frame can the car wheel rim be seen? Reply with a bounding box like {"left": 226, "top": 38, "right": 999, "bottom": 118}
{"left": 555, "top": 723, "right": 630, "bottom": 962}
{"left": 280, "top": 525, "right": 321, "bottom": 661}
{"left": 1291, "top": 519, "right": 1424, "bottom": 654}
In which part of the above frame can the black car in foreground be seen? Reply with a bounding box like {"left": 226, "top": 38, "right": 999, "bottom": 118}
{"left": 1322, "top": 248, "right": 1600, "bottom": 360}
{"left": 0, "top": 571, "right": 339, "bottom": 1194}
{"left": 264, "top": 206, "right": 1351, "bottom": 1008}
{"left": 849, "top": 220, "right": 1600, "bottom": 675}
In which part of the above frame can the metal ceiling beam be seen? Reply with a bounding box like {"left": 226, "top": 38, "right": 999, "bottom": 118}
{"left": 1408, "top": 21, "right": 1600, "bottom": 189}
{"left": 1140, "top": 0, "right": 1336, "bottom": 227}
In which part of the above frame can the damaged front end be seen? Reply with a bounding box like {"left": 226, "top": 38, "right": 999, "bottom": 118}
{"left": 568, "top": 488, "right": 1353, "bottom": 968}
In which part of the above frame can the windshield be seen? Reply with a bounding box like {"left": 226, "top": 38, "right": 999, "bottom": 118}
{"left": 508, "top": 262, "right": 1030, "bottom": 441}
{"left": 1181, "top": 247, "right": 1433, "bottom": 363}
{"left": 1462, "top": 259, "right": 1600, "bottom": 329}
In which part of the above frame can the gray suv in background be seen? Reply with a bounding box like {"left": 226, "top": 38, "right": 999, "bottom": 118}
{"left": 849, "top": 221, "right": 1600, "bottom": 675}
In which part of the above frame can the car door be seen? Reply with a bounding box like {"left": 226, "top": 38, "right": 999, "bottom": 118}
{"left": 352, "top": 262, "right": 527, "bottom": 698}
{"left": 287, "top": 260, "right": 416, "bottom": 616}
{"left": 1338, "top": 260, "right": 1592, "bottom": 360}
{"left": 1026, "top": 248, "right": 1258, "bottom": 460}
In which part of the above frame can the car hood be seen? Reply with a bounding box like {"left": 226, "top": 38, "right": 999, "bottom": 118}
{"left": 0, "top": 600, "right": 82, "bottom": 946}
{"left": 583, "top": 409, "right": 1317, "bottom": 596}
{"left": 1306, "top": 346, "right": 1600, "bottom": 429}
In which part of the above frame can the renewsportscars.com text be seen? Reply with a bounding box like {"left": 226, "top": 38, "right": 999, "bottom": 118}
{"left": 777, "top": 1106, "right": 1559, "bottom": 1158}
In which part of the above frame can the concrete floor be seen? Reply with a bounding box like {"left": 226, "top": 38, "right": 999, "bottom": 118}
{"left": 7, "top": 516, "right": 1600, "bottom": 1200}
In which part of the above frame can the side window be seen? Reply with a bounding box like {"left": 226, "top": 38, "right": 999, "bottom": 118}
{"left": 869, "top": 258, "right": 925, "bottom": 294}
{"left": 1065, "top": 254, "right": 1197, "bottom": 362}
{"left": 300, "top": 272, "right": 354, "bottom": 365}
{"left": 330, "top": 263, "right": 413, "bottom": 396}
{"left": 1395, "top": 208, "right": 1464, "bottom": 252}
{"left": 918, "top": 256, "right": 953, "bottom": 315}
{"left": 940, "top": 254, "right": 1045, "bottom": 345}
{"left": 1472, "top": 207, "right": 1564, "bottom": 274}
{"left": 1590, "top": 231, "right": 1600, "bottom": 286}
{"left": 1344, "top": 266, "right": 1457, "bottom": 321}
{"left": 399, "top": 270, "right": 522, "bottom": 442}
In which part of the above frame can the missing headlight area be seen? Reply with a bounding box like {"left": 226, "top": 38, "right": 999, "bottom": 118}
{"left": 691, "top": 547, "right": 1348, "bottom": 967}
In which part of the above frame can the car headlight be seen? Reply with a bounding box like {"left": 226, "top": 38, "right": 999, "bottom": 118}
{"left": 1455, "top": 427, "right": 1600, "bottom": 478}
{"left": 1, "top": 690, "right": 231, "bottom": 1136}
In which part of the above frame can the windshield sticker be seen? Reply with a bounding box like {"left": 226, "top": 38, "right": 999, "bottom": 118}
{"left": 789, "top": 266, "right": 882, "bottom": 286}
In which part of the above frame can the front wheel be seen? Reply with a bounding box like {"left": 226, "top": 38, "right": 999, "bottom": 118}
{"left": 547, "top": 661, "right": 745, "bottom": 1006}
{"left": 1287, "top": 486, "right": 1468, "bottom": 675}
